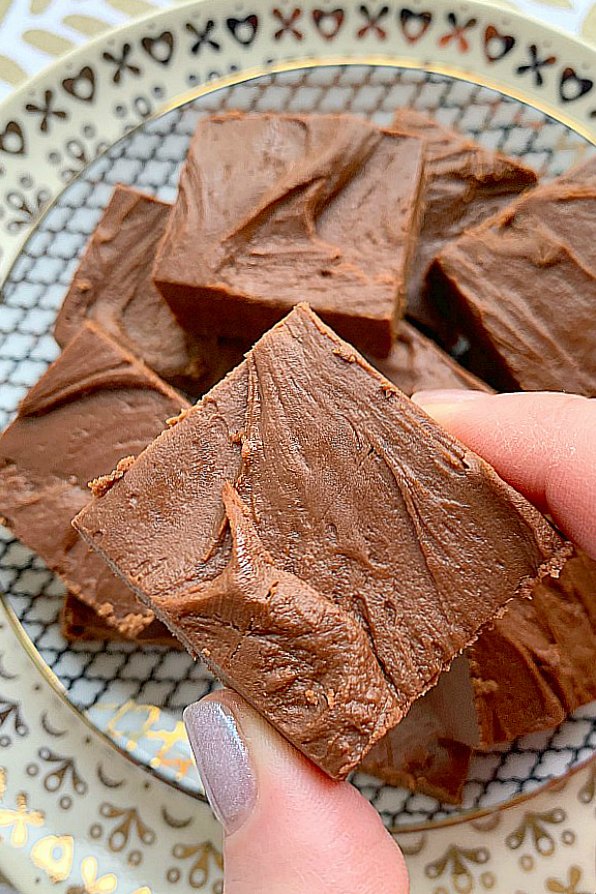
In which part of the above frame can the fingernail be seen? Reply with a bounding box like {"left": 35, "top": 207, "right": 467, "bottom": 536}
{"left": 411, "top": 388, "right": 489, "bottom": 408}
{"left": 184, "top": 698, "right": 256, "bottom": 835}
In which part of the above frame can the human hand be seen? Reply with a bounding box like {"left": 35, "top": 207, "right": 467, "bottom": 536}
{"left": 184, "top": 690, "right": 409, "bottom": 894}
{"left": 183, "top": 389, "right": 595, "bottom": 894}
{"left": 412, "top": 390, "right": 596, "bottom": 560}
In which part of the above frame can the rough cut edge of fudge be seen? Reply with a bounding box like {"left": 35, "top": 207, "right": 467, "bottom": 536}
{"left": 390, "top": 108, "right": 538, "bottom": 335}
{"left": 369, "top": 320, "right": 492, "bottom": 396}
{"left": 362, "top": 549, "right": 596, "bottom": 800}
{"left": 74, "top": 304, "right": 570, "bottom": 779}
{"left": 469, "top": 549, "right": 596, "bottom": 749}
{"left": 61, "top": 591, "right": 180, "bottom": 647}
{"left": 358, "top": 699, "right": 473, "bottom": 805}
{"left": 153, "top": 112, "right": 427, "bottom": 358}
{"left": 0, "top": 320, "right": 190, "bottom": 638}
{"left": 359, "top": 652, "right": 477, "bottom": 803}
{"left": 54, "top": 184, "right": 247, "bottom": 397}
{"left": 426, "top": 156, "right": 596, "bottom": 394}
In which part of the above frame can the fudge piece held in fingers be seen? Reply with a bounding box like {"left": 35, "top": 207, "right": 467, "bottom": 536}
{"left": 74, "top": 305, "right": 568, "bottom": 779}
{"left": 428, "top": 157, "right": 596, "bottom": 394}
{"left": 390, "top": 109, "right": 537, "bottom": 333}
{"left": 0, "top": 321, "right": 190, "bottom": 638}
{"left": 378, "top": 334, "right": 596, "bottom": 756}
{"left": 153, "top": 113, "right": 426, "bottom": 358}
{"left": 54, "top": 185, "right": 246, "bottom": 396}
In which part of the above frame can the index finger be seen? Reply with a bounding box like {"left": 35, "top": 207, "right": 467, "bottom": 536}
{"left": 411, "top": 391, "right": 596, "bottom": 560}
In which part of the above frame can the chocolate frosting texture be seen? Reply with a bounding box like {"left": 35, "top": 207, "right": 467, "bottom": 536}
{"left": 390, "top": 109, "right": 537, "bottom": 331}
{"left": 75, "top": 305, "right": 567, "bottom": 777}
{"left": 54, "top": 185, "right": 245, "bottom": 395}
{"left": 429, "top": 157, "right": 596, "bottom": 394}
{"left": 0, "top": 322, "right": 187, "bottom": 637}
{"left": 168, "top": 484, "right": 398, "bottom": 776}
{"left": 153, "top": 113, "right": 426, "bottom": 357}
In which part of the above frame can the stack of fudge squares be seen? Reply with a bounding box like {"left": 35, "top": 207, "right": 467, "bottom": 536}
{"left": 1, "top": 109, "right": 595, "bottom": 802}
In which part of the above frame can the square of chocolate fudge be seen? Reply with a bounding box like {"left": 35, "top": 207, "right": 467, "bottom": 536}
{"left": 54, "top": 185, "right": 245, "bottom": 396}
{"left": 75, "top": 305, "right": 567, "bottom": 778}
{"left": 153, "top": 113, "right": 426, "bottom": 358}
{"left": 428, "top": 157, "right": 596, "bottom": 394}
{"left": 390, "top": 109, "right": 537, "bottom": 332}
{"left": 0, "top": 322, "right": 189, "bottom": 638}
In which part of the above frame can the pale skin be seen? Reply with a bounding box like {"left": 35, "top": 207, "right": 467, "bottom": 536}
{"left": 185, "top": 390, "right": 596, "bottom": 894}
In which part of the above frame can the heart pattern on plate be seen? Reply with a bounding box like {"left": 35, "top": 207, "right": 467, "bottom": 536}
{"left": 559, "top": 67, "right": 593, "bottom": 102}
{"left": 226, "top": 15, "right": 259, "bottom": 46}
{"left": 141, "top": 32, "right": 175, "bottom": 66}
{"left": 484, "top": 25, "right": 515, "bottom": 63}
{"left": 62, "top": 66, "right": 96, "bottom": 103}
{"left": 0, "top": 120, "right": 25, "bottom": 155}
{"left": 399, "top": 9, "right": 432, "bottom": 44}
{"left": 312, "top": 9, "right": 345, "bottom": 41}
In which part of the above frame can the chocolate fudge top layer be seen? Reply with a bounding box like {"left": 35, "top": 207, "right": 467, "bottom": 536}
{"left": 370, "top": 320, "right": 492, "bottom": 396}
{"left": 153, "top": 112, "right": 426, "bottom": 358}
{"left": 391, "top": 109, "right": 537, "bottom": 332}
{"left": 54, "top": 185, "right": 246, "bottom": 396}
{"left": 428, "top": 157, "right": 596, "bottom": 394}
{"left": 75, "top": 305, "right": 568, "bottom": 778}
{"left": 0, "top": 321, "right": 189, "bottom": 637}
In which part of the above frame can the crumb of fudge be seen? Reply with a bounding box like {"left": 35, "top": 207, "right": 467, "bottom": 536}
{"left": 89, "top": 455, "right": 136, "bottom": 498}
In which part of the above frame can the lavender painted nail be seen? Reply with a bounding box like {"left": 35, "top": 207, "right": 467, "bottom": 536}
{"left": 183, "top": 699, "right": 256, "bottom": 835}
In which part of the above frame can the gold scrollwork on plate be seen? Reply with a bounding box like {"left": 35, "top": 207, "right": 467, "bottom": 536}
{"left": 38, "top": 747, "right": 88, "bottom": 796}
{"left": 99, "top": 802, "right": 156, "bottom": 852}
{"left": 171, "top": 841, "right": 223, "bottom": 891}
{"left": 506, "top": 808, "right": 566, "bottom": 857}
{"left": 546, "top": 865, "right": 592, "bottom": 894}
{"left": 425, "top": 843, "right": 491, "bottom": 894}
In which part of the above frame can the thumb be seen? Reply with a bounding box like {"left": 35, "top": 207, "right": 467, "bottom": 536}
{"left": 184, "top": 690, "right": 409, "bottom": 894}
{"left": 411, "top": 390, "right": 596, "bottom": 559}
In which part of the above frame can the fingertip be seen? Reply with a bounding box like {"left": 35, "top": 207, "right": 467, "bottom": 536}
{"left": 411, "top": 388, "right": 490, "bottom": 407}
{"left": 411, "top": 390, "right": 596, "bottom": 558}
{"left": 411, "top": 389, "right": 493, "bottom": 427}
{"left": 190, "top": 691, "right": 409, "bottom": 893}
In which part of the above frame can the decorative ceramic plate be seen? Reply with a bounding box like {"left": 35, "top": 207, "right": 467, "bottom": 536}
{"left": 0, "top": 1, "right": 594, "bottom": 891}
